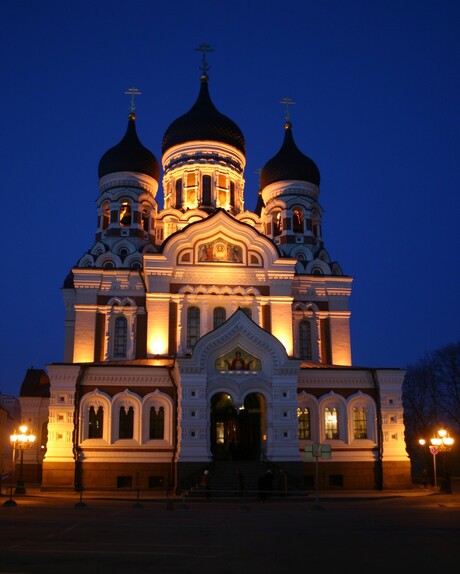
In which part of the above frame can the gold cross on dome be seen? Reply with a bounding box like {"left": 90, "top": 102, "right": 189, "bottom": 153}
{"left": 195, "top": 43, "right": 215, "bottom": 76}
{"left": 125, "top": 87, "right": 142, "bottom": 113}
{"left": 280, "top": 97, "right": 295, "bottom": 121}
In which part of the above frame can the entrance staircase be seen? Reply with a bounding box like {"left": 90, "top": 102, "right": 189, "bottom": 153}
{"left": 188, "top": 460, "right": 306, "bottom": 498}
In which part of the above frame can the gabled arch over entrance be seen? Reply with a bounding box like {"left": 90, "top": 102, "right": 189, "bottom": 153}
{"left": 211, "top": 392, "right": 266, "bottom": 460}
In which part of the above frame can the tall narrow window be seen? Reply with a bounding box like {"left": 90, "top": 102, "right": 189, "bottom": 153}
{"left": 114, "top": 316, "right": 128, "bottom": 357}
{"left": 353, "top": 407, "right": 368, "bottom": 439}
{"left": 186, "top": 306, "right": 200, "bottom": 349}
{"left": 149, "top": 406, "right": 165, "bottom": 439}
{"left": 293, "top": 208, "right": 304, "bottom": 233}
{"left": 299, "top": 320, "right": 312, "bottom": 360}
{"left": 119, "top": 405, "right": 134, "bottom": 439}
{"left": 213, "top": 307, "right": 226, "bottom": 329}
{"left": 142, "top": 207, "right": 150, "bottom": 232}
{"left": 102, "top": 201, "right": 110, "bottom": 230}
{"left": 88, "top": 405, "right": 103, "bottom": 439}
{"left": 119, "top": 201, "right": 132, "bottom": 226}
{"left": 325, "top": 407, "right": 339, "bottom": 439}
{"left": 273, "top": 211, "right": 282, "bottom": 236}
{"left": 175, "top": 178, "right": 183, "bottom": 208}
{"left": 297, "top": 407, "right": 311, "bottom": 440}
{"left": 202, "top": 175, "right": 212, "bottom": 205}
{"left": 230, "top": 181, "right": 235, "bottom": 206}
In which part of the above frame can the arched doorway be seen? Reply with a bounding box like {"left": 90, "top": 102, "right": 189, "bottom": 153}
{"left": 210, "top": 392, "right": 265, "bottom": 460}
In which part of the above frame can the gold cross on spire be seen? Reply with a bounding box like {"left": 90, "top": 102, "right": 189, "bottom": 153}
{"left": 195, "top": 43, "right": 214, "bottom": 77}
{"left": 280, "top": 97, "right": 295, "bottom": 122}
{"left": 125, "top": 87, "right": 142, "bottom": 114}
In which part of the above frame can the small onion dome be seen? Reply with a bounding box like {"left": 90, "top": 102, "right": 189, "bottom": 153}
{"left": 98, "top": 113, "right": 160, "bottom": 180}
{"left": 162, "top": 75, "right": 246, "bottom": 155}
{"left": 260, "top": 122, "right": 320, "bottom": 188}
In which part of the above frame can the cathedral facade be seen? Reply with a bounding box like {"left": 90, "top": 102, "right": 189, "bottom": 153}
{"left": 40, "top": 64, "right": 411, "bottom": 492}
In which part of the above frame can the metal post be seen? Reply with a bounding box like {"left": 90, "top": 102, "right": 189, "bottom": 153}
{"left": 315, "top": 455, "right": 319, "bottom": 504}
{"left": 432, "top": 452, "right": 437, "bottom": 487}
{"left": 14, "top": 446, "right": 26, "bottom": 495}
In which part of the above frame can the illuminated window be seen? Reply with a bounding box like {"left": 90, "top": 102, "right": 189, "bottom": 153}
{"left": 119, "top": 201, "right": 132, "bottom": 226}
{"left": 114, "top": 316, "right": 128, "bottom": 357}
{"left": 293, "top": 208, "right": 304, "bottom": 233}
{"left": 273, "top": 211, "right": 282, "bottom": 236}
{"left": 216, "top": 421, "right": 225, "bottom": 444}
{"left": 119, "top": 405, "right": 134, "bottom": 439}
{"left": 88, "top": 405, "right": 103, "bottom": 439}
{"left": 187, "top": 306, "right": 200, "bottom": 349}
{"left": 202, "top": 175, "right": 212, "bottom": 205}
{"left": 218, "top": 174, "right": 226, "bottom": 187}
{"left": 149, "top": 406, "right": 164, "bottom": 440}
{"left": 325, "top": 407, "right": 339, "bottom": 439}
{"left": 213, "top": 307, "right": 226, "bottom": 329}
{"left": 299, "top": 320, "right": 312, "bottom": 360}
{"left": 187, "top": 173, "right": 195, "bottom": 186}
{"left": 353, "top": 408, "right": 368, "bottom": 439}
{"left": 297, "top": 407, "right": 310, "bottom": 440}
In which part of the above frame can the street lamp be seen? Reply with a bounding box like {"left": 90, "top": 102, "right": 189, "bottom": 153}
{"left": 10, "top": 425, "right": 36, "bottom": 495}
{"left": 419, "top": 429, "right": 454, "bottom": 488}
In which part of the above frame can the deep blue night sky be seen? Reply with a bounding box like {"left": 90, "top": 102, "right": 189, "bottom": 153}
{"left": 1, "top": 0, "right": 459, "bottom": 396}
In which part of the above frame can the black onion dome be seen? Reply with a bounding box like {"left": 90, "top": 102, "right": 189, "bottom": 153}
{"left": 260, "top": 122, "right": 320, "bottom": 188}
{"left": 162, "top": 76, "right": 246, "bottom": 155}
{"left": 98, "top": 114, "right": 160, "bottom": 180}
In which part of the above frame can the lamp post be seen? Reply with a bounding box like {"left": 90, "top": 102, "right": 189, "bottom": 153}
{"left": 10, "top": 425, "right": 36, "bottom": 495}
{"left": 419, "top": 429, "right": 454, "bottom": 489}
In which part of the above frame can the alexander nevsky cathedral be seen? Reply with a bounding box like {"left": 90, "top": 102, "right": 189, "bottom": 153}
{"left": 18, "top": 48, "right": 411, "bottom": 493}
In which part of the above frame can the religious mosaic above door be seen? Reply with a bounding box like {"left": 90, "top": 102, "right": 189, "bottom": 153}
{"left": 198, "top": 239, "right": 243, "bottom": 263}
{"left": 215, "top": 347, "right": 261, "bottom": 371}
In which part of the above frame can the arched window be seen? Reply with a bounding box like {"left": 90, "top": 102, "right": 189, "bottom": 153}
{"left": 202, "top": 175, "right": 212, "bottom": 205}
{"left": 119, "top": 200, "right": 132, "bottom": 226}
{"left": 297, "top": 407, "right": 310, "bottom": 440}
{"left": 293, "top": 208, "right": 304, "bottom": 233}
{"left": 353, "top": 407, "right": 368, "bottom": 439}
{"left": 119, "top": 405, "right": 134, "bottom": 439}
{"left": 114, "top": 316, "right": 128, "bottom": 357}
{"left": 142, "top": 207, "right": 150, "bottom": 232}
{"left": 325, "top": 407, "right": 339, "bottom": 439}
{"left": 149, "top": 406, "right": 165, "bottom": 439}
{"left": 299, "top": 320, "right": 312, "bottom": 360}
{"left": 88, "top": 405, "right": 103, "bottom": 439}
{"left": 273, "top": 211, "right": 282, "bottom": 236}
{"left": 102, "top": 201, "right": 110, "bottom": 230}
{"left": 187, "top": 306, "right": 200, "bottom": 349}
{"left": 213, "top": 307, "right": 226, "bottom": 329}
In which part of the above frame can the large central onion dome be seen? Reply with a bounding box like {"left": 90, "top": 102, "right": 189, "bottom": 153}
{"left": 260, "top": 121, "right": 320, "bottom": 188}
{"left": 162, "top": 75, "right": 246, "bottom": 155}
{"left": 98, "top": 113, "right": 160, "bottom": 180}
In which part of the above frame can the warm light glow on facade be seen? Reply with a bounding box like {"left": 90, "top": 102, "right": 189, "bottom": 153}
{"left": 148, "top": 334, "right": 168, "bottom": 356}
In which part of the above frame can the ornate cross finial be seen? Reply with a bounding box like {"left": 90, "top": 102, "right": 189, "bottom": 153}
{"left": 125, "top": 87, "right": 142, "bottom": 114}
{"left": 255, "top": 168, "right": 262, "bottom": 188}
{"left": 280, "top": 97, "right": 295, "bottom": 122}
{"left": 195, "top": 43, "right": 214, "bottom": 77}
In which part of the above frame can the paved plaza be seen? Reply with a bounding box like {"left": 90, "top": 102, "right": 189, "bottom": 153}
{"left": 1, "top": 486, "right": 460, "bottom": 573}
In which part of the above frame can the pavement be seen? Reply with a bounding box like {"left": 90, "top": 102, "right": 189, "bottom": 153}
{"left": 2, "top": 480, "right": 458, "bottom": 505}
